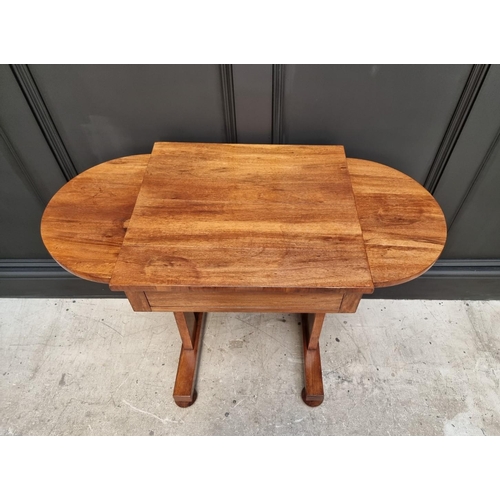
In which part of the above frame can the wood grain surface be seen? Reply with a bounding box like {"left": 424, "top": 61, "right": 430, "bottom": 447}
{"left": 40, "top": 146, "right": 448, "bottom": 409}
{"left": 301, "top": 313, "right": 325, "bottom": 406}
{"left": 348, "top": 158, "right": 447, "bottom": 287}
{"left": 41, "top": 155, "right": 149, "bottom": 283}
{"left": 145, "top": 287, "right": 343, "bottom": 312}
{"left": 109, "top": 143, "right": 373, "bottom": 291}
{"left": 125, "top": 291, "right": 151, "bottom": 311}
{"left": 172, "top": 312, "right": 205, "bottom": 407}
{"left": 41, "top": 147, "right": 447, "bottom": 292}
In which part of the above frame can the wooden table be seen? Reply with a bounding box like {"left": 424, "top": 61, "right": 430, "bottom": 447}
{"left": 41, "top": 142, "right": 447, "bottom": 407}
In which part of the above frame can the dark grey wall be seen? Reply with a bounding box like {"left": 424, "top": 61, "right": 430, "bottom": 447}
{"left": 29, "top": 64, "right": 227, "bottom": 173}
{"left": 281, "top": 65, "right": 471, "bottom": 184}
{"left": 433, "top": 65, "right": 500, "bottom": 259}
{"left": 1, "top": 64, "right": 499, "bottom": 298}
{"left": 0, "top": 66, "right": 65, "bottom": 259}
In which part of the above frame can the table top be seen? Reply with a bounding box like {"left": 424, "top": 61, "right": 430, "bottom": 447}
{"left": 109, "top": 143, "right": 372, "bottom": 292}
{"left": 41, "top": 142, "right": 447, "bottom": 292}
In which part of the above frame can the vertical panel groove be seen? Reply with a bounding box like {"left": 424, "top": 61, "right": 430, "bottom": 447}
{"left": 272, "top": 64, "right": 284, "bottom": 144}
{"left": 447, "top": 125, "right": 500, "bottom": 231}
{"left": 220, "top": 65, "right": 238, "bottom": 143}
{"left": 9, "top": 64, "right": 78, "bottom": 181}
{"left": 0, "top": 127, "right": 45, "bottom": 207}
{"left": 424, "top": 64, "right": 490, "bottom": 193}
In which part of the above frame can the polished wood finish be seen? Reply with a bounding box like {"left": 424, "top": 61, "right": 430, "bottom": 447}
{"left": 174, "top": 312, "right": 196, "bottom": 349}
{"left": 146, "top": 288, "right": 343, "bottom": 313}
{"left": 109, "top": 143, "right": 373, "bottom": 291}
{"left": 339, "top": 292, "right": 363, "bottom": 313}
{"left": 125, "top": 291, "right": 151, "bottom": 312}
{"left": 41, "top": 155, "right": 149, "bottom": 283}
{"left": 305, "top": 313, "right": 325, "bottom": 351}
{"left": 301, "top": 313, "right": 325, "bottom": 407}
{"left": 41, "top": 152, "right": 447, "bottom": 293}
{"left": 348, "top": 158, "right": 447, "bottom": 287}
{"left": 173, "top": 312, "right": 205, "bottom": 407}
{"left": 40, "top": 143, "right": 448, "bottom": 408}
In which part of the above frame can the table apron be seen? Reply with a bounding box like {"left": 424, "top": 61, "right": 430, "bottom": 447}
{"left": 123, "top": 289, "right": 363, "bottom": 313}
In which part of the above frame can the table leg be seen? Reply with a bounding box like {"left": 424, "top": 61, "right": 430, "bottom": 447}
{"left": 172, "top": 312, "right": 205, "bottom": 408}
{"left": 301, "top": 313, "right": 326, "bottom": 407}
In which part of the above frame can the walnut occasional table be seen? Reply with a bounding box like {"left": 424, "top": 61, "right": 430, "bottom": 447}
{"left": 41, "top": 142, "right": 447, "bottom": 407}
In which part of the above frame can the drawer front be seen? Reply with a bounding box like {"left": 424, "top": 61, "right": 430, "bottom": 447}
{"left": 145, "top": 288, "right": 344, "bottom": 313}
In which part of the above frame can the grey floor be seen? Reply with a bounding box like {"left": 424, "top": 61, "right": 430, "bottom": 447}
{"left": 0, "top": 298, "right": 499, "bottom": 436}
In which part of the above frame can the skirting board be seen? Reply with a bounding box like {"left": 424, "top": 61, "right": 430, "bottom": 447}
{"left": 0, "top": 259, "right": 499, "bottom": 300}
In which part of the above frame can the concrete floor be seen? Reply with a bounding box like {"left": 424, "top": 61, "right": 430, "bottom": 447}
{"left": 0, "top": 298, "right": 499, "bottom": 435}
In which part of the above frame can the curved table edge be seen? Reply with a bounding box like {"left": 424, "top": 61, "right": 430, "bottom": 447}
{"left": 40, "top": 154, "right": 150, "bottom": 284}
{"left": 348, "top": 158, "right": 448, "bottom": 289}
{"left": 40, "top": 153, "right": 448, "bottom": 291}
